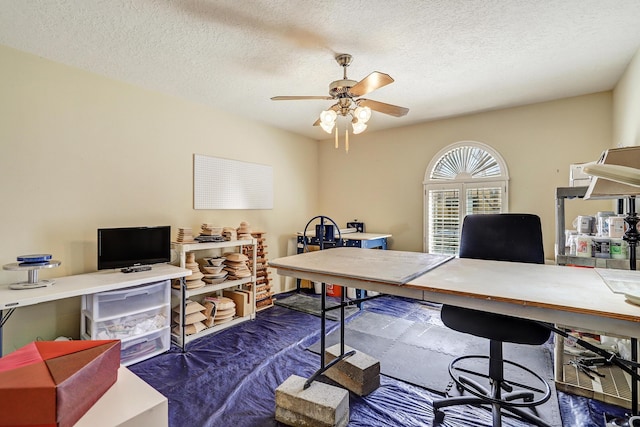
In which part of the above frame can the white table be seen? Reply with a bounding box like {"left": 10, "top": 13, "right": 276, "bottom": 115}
{"left": 270, "top": 247, "right": 640, "bottom": 337}
{"left": 0, "top": 264, "right": 190, "bottom": 355}
{"left": 270, "top": 247, "right": 640, "bottom": 406}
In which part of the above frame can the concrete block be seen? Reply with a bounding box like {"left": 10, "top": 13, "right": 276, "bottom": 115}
{"left": 275, "top": 374, "right": 349, "bottom": 427}
{"left": 324, "top": 344, "right": 380, "bottom": 396}
{"left": 275, "top": 406, "right": 348, "bottom": 427}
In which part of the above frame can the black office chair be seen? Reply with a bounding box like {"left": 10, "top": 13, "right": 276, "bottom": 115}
{"left": 433, "top": 214, "right": 552, "bottom": 427}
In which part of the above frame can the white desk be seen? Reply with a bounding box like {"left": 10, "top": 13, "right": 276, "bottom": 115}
{"left": 0, "top": 264, "right": 190, "bottom": 355}
{"left": 270, "top": 247, "right": 640, "bottom": 337}
{"left": 0, "top": 263, "right": 190, "bottom": 310}
{"left": 75, "top": 366, "right": 168, "bottom": 427}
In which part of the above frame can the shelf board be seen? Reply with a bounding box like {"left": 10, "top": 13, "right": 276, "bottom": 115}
{"left": 172, "top": 314, "right": 253, "bottom": 346}
{"left": 556, "top": 255, "right": 640, "bottom": 269}
{"left": 171, "top": 239, "right": 256, "bottom": 252}
{"left": 171, "top": 277, "right": 253, "bottom": 298}
{"left": 256, "top": 303, "right": 274, "bottom": 312}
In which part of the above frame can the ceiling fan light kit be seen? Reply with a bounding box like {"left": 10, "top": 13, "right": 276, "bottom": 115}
{"left": 319, "top": 109, "right": 337, "bottom": 133}
{"left": 272, "top": 53, "right": 409, "bottom": 152}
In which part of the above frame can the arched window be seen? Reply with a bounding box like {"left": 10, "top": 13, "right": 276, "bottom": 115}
{"left": 424, "top": 141, "right": 509, "bottom": 254}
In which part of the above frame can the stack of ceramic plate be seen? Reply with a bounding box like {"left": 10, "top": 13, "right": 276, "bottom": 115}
{"left": 176, "top": 227, "right": 195, "bottom": 243}
{"left": 203, "top": 296, "right": 236, "bottom": 326}
{"left": 172, "top": 299, "right": 207, "bottom": 335}
{"left": 237, "top": 221, "right": 252, "bottom": 240}
{"left": 196, "top": 224, "right": 225, "bottom": 243}
{"left": 201, "top": 224, "right": 223, "bottom": 236}
{"left": 201, "top": 264, "right": 224, "bottom": 275}
{"left": 222, "top": 227, "right": 237, "bottom": 241}
{"left": 201, "top": 256, "right": 228, "bottom": 284}
{"left": 202, "top": 270, "right": 228, "bottom": 284}
{"left": 223, "top": 252, "right": 252, "bottom": 279}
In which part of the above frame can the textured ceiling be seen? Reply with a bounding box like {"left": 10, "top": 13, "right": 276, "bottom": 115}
{"left": 2, "top": 0, "right": 640, "bottom": 140}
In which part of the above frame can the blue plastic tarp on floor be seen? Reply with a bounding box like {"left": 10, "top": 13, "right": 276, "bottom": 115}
{"left": 130, "top": 294, "right": 629, "bottom": 426}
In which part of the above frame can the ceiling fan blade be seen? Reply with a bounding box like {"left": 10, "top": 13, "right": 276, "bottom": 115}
{"left": 348, "top": 72, "right": 394, "bottom": 97}
{"left": 271, "top": 96, "right": 333, "bottom": 101}
{"left": 312, "top": 118, "right": 320, "bottom": 126}
{"left": 358, "top": 99, "right": 409, "bottom": 117}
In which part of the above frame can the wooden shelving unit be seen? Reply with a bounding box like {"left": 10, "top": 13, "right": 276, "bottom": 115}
{"left": 171, "top": 239, "right": 257, "bottom": 349}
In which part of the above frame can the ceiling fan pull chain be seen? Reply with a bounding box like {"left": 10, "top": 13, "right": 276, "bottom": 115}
{"left": 345, "top": 129, "right": 349, "bottom": 153}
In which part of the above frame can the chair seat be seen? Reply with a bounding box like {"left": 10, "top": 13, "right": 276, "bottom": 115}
{"left": 441, "top": 305, "right": 551, "bottom": 345}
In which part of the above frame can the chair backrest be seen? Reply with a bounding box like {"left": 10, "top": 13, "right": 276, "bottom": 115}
{"left": 459, "top": 214, "right": 544, "bottom": 264}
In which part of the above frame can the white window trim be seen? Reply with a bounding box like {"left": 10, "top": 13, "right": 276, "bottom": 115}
{"left": 423, "top": 141, "right": 509, "bottom": 253}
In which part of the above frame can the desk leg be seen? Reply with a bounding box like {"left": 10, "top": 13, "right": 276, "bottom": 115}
{"left": 303, "top": 282, "right": 355, "bottom": 390}
{"left": 321, "top": 283, "right": 326, "bottom": 369}
{"left": 554, "top": 333, "right": 564, "bottom": 383}
{"left": 633, "top": 337, "right": 638, "bottom": 415}
{"left": 180, "top": 277, "right": 186, "bottom": 352}
{"left": 340, "top": 286, "right": 345, "bottom": 356}
{"left": 0, "top": 308, "right": 16, "bottom": 357}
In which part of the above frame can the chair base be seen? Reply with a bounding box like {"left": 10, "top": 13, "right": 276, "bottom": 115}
{"left": 433, "top": 354, "right": 552, "bottom": 427}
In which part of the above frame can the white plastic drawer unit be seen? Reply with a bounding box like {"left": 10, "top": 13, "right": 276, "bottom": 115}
{"left": 83, "top": 280, "right": 170, "bottom": 319}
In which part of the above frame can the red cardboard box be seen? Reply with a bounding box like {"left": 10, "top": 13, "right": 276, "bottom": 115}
{"left": 0, "top": 340, "right": 120, "bottom": 427}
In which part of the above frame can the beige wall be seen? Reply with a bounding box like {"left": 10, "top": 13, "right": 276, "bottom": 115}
{"left": 0, "top": 45, "right": 318, "bottom": 353}
{"left": 317, "top": 93, "right": 615, "bottom": 258}
{"left": 613, "top": 47, "right": 640, "bottom": 147}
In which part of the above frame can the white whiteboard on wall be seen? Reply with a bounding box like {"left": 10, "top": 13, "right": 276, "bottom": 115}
{"left": 193, "top": 154, "right": 273, "bottom": 209}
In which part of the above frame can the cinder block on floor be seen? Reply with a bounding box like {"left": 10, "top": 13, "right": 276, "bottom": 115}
{"left": 324, "top": 344, "right": 380, "bottom": 396}
{"left": 275, "top": 374, "right": 349, "bottom": 427}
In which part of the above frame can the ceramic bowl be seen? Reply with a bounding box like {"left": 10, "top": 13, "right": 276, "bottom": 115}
{"left": 202, "top": 265, "right": 225, "bottom": 274}
{"left": 205, "top": 257, "right": 226, "bottom": 267}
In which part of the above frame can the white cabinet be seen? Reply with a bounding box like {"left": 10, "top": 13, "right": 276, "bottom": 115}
{"left": 81, "top": 280, "right": 171, "bottom": 366}
{"left": 171, "top": 239, "right": 257, "bottom": 349}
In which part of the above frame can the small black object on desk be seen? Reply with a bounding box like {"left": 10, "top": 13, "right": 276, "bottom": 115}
{"left": 120, "top": 265, "right": 153, "bottom": 273}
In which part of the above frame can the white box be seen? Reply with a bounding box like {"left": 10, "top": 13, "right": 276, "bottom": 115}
{"left": 75, "top": 367, "right": 168, "bottom": 427}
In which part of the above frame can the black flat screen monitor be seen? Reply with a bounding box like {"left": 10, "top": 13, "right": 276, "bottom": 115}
{"left": 97, "top": 226, "right": 171, "bottom": 270}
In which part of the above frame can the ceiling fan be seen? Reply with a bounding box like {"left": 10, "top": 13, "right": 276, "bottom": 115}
{"left": 271, "top": 53, "right": 409, "bottom": 150}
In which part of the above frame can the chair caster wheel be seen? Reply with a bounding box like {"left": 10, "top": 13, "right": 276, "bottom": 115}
{"left": 434, "top": 410, "right": 445, "bottom": 423}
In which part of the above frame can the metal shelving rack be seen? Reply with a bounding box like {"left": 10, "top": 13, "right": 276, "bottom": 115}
{"left": 555, "top": 186, "right": 639, "bottom": 268}
{"left": 555, "top": 186, "right": 640, "bottom": 410}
